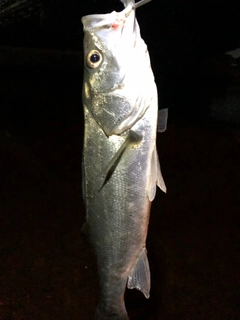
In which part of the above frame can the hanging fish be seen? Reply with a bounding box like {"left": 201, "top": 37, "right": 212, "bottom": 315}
{"left": 81, "top": 0, "right": 167, "bottom": 319}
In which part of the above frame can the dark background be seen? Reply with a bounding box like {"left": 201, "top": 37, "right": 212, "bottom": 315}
{"left": 0, "top": 1, "right": 239, "bottom": 319}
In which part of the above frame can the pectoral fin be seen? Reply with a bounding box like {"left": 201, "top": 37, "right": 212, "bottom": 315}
{"left": 127, "top": 249, "right": 150, "bottom": 298}
{"left": 148, "top": 146, "right": 166, "bottom": 201}
{"left": 99, "top": 130, "right": 142, "bottom": 190}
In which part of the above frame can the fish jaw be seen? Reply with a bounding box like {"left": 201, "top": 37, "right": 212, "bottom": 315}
{"left": 82, "top": 3, "right": 136, "bottom": 55}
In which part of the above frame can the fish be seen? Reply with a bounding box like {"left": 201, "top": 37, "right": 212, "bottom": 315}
{"left": 81, "top": 0, "right": 167, "bottom": 319}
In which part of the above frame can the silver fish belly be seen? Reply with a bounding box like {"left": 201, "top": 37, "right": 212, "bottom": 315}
{"left": 81, "top": 1, "right": 166, "bottom": 319}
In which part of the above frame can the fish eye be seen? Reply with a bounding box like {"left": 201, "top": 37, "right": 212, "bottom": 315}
{"left": 86, "top": 50, "right": 102, "bottom": 68}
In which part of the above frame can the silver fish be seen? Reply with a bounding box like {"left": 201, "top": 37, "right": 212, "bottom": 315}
{"left": 81, "top": 0, "right": 167, "bottom": 319}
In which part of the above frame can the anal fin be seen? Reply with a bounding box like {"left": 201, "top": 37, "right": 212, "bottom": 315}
{"left": 127, "top": 249, "right": 150, "bottom": 298}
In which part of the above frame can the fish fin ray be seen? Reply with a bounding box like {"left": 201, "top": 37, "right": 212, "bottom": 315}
{"left": 148, "top": 146, "right": 166, "bottom": 200}
{"left": 127, "top": 249, "right": 150, "bottom": 298}
{"left": 157, "top": 108, "right": 168, "bottom": 133}
{"left": 155, "top": 147, "right": 167, "bottom": 193}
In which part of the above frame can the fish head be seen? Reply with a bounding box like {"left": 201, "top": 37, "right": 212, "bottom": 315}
{"left": 82, "top": 1, "right": 155, "bottom": 136}
{"left": 82, "top": 3, "right": 137, "bottom": 92}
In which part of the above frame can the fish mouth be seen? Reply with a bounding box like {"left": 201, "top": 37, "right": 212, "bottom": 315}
{"left": 81, "top": 0, "right": 136, "bottom": 32}
{"left": 82, "top": 0, "right": 152, "bottom": 33}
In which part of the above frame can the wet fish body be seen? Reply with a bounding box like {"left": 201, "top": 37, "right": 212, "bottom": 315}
{"left": 82, "top": 1, "right": 166, "bottom": 319}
